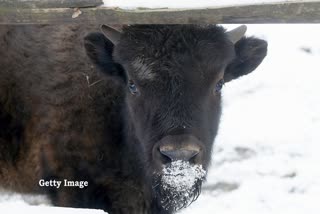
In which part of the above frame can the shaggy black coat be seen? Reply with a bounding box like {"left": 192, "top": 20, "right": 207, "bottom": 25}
{"left": 0, "top": 25, "right": 267, "bottom": 214}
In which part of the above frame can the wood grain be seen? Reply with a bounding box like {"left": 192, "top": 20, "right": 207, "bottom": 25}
{"left": 0, "top": 1, "right": 319, "bottom": 24}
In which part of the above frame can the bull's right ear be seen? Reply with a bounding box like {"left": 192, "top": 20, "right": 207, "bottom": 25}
{"left": 84, "top": 32, "right": 127, "bottom": 83}
{"left": 224, "top": 37, "right": 268, "bottom": 83}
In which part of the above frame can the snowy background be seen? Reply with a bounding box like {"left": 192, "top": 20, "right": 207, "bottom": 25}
{"left": 1, "top": 24, "right": 319, "bottom": 213}
{"left": 102, "top": 0, "right": 320, "bottom": 9}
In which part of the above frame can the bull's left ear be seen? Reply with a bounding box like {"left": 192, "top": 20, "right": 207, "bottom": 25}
{"left": 224, "top": 37, "right": 268, "bottom": 82}
{"left": 84, "top": 27, "right": 127, "bottom": 84}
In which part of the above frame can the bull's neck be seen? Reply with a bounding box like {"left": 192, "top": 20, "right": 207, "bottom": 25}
{"left": 119, "top": 103, "right": 154, "bottom": 203}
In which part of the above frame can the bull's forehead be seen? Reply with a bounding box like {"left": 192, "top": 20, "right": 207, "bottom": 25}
{"left": 128, "top": 51, "right": 233, "bottom": 84}
{"left": 115, "top": 25, "right": 234, "bottom": 82}
{"left": 131, "top": 58, "right": 156, "bottom": 81}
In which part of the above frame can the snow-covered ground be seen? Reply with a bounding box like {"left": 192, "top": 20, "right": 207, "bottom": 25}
{"left": 1, "top": 24, "right": 319, "bottom": 213}
{"left": 102, "top": 0, "right": 320, "bottom": 9}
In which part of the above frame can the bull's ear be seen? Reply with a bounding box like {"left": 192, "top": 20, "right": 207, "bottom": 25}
{"left": 224, "top": 37, "right": 268, "bottom": 82}
{"left": 84, "top": 32, "right": 127, "bottom": 83}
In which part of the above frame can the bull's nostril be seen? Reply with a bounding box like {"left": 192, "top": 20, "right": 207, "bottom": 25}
{"left": 159, "top": 148, "right": 200, "bottom": 162}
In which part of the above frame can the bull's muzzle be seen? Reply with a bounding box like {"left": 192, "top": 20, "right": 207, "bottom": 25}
{"left": 153, "top": 134, "right": 204, "bottom": 166}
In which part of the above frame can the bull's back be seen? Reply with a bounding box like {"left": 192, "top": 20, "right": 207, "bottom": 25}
{"left": 0, "top": 25, "right": 124, "bottom": 193}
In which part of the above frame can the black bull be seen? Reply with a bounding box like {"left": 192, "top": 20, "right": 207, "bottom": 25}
{"left": 0, "top": 25, "right": 267, "bottom": 214}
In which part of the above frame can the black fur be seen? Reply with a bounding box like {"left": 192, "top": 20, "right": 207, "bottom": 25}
{"left": 0, "top": 24, "right": 267, "bottom": 213}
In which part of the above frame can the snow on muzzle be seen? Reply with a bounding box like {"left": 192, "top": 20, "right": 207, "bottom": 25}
{"left": 154, "top": 160, "right": 206, "bottom": 211}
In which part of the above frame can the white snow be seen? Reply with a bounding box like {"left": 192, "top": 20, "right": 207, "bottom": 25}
{"left": 0, "top": 190, "right": 104, "bottom": 213}
{"left": 161, "top": 161, "right": 206, "bottom": 192}
{"left": 102, "top": 0, "right": 320, "bottom": 9}
{"left": 0, "top": 203, "right": 104, "bottom": 214}
{"left": 1, "top": 24, "right": 320, "bottom": 213}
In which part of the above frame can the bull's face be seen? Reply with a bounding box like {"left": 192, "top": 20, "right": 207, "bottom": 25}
{"left": 85, "top": 25, "right": 267, "bottom": 211}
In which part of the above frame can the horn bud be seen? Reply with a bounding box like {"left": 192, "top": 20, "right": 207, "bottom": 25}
{"left": 226, "top": 25, "right": 247, "bottom": 44}
{"left": 100, "top": 25, "right": 122, "bottom": 45}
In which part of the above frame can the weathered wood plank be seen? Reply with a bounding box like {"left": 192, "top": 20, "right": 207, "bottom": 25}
{"left": 0, "top": 0, "right": 103, "bottom": 8}
{"left": 0, "top": 1, "right": 320, "bottom": 24}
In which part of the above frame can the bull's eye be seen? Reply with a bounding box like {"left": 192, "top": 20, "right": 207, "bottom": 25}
{"left": 215, "top": 79, "right": 224, "bottom": 93}
{"left": 128, "top": 81, "right": 139, "bottom": 95}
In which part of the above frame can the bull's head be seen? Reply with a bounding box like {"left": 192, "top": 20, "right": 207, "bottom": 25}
{"left": 84, "top": 25, "right": 267, "bottom": 212}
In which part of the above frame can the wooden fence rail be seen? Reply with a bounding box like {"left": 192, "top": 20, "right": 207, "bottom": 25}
{"left": 0, "top": 0, "right": 320, "bottom": 24}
